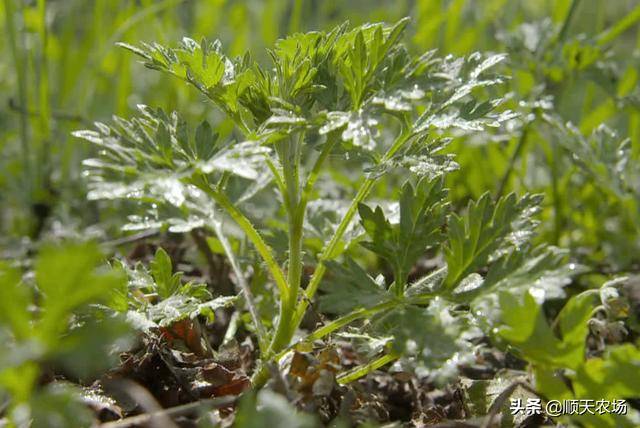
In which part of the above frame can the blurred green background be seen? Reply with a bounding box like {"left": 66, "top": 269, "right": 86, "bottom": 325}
{"left": 1, "top": 0, "right": 639, "bottom": 271}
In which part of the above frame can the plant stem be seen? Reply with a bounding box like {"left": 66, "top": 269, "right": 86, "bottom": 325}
{"left": 293, "top": 130, "right": 413, "bottom": 325}
{"left": 269, "top": 135, "right": 303, "bottom": 353}
{"left": 250, "top": 299, "right": 401, "bottom": 388}
{"left": 496, "top": 127, "right": 529, "bottom": 200}
{"left": 596, "top": 3, "right": 640, "bottom": 47}
{"left": 292, "top": 178, "right": 376, "bottom": 326}
{"left": 211, "top": 220, "right": 268, "bottom": 353}
{"left": 336, "top": 351, "right": 400, "bottom": 385}
{"left": 549, "top": 140, "right": 562, "bottom": 245}
{"left": 193, "top": 176, "right": 289, "bottom": 299}
{"left": 303, "top": 300, "right": 399, "bottom": 344}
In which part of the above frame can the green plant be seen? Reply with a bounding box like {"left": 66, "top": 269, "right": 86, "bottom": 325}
{"left": 114, "top": 247, "right": 235, "bottom": 356}
{"left": 74, "top": 19, "right": 598, "bottom": 389}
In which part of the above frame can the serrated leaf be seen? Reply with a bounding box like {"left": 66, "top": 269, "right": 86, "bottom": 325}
{"left": 371, "top": 298, "right": 475, "bottom": 381}
{"left": 444, "top": 193, "right": 542, "bottom": 290}
{"left": 455, "top": 246, "right": 584, "bottom": 303}
{"left": 359, "top": 179, "right": 447, "bottom": 288}
{"left": 318, "top": 259, "right": 389, "bottom": 315}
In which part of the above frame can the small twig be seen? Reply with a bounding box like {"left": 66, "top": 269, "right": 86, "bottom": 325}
{"left": 101, "top": 379, "right": 178, "bottom": 428}
{"left": 100, "top": 396, "right": 237, "bottom": 428}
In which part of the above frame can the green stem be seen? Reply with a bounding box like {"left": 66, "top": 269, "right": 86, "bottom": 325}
{"left": 293, "top": 130, "right": 413, "bottom": 325}
{"left": 298, "top": 135, "right": 338, "bottom": 218}
{"left": 496, "top": 127, "right": 529, "bottom": 200}
{"left": 596, "top": 3, "right": 640, "bottom": 47}
{"left": 193, "top": 176, "right": 289, "bottom": 300}
{"left": 557, "top": 0, "right": 581, "bottom": 44}
{"left": 549, "top": 140, "right": 562, "bottom": 245}
{"left": 269, "top": 135, "right": 339, "bottom": 354}
{"left": 336, "top": 351, "right": 400, "bottom": 385}
{"left": 251, "top": 299, "right": 401, "bottom": 388}
{"left": 293, "top": 178, "right": 376, "bottom": 325}
{"left": 269, "top": 135, "right": 303, "bottom": 353}
{"left": 37, "top": 0, "right": 50, "bottom": 138}
{"left": 304, "top": 300, "right": 398, "bottom": 344}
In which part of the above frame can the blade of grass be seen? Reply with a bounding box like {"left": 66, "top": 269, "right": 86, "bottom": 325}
{"left": 596, "top": 3, "right": 640, "bottom": 47}
{"left": 4, "top": 0, "right": 31, "bottom": 207}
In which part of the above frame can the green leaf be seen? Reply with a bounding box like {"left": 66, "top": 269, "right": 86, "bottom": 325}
{"left": 556, "top": 290, "right": 598, "bottom": 351}
{"left": 550, "top": 119, "right": 634, "bottom": 198}
{"left": 371, "top": 299, "right": 474, "bottom": 381}
{"left": 444, "top": 193, "right": 542, "bottom": 290}
{"left": 50, "top": 316, "right": 133, "bottom": 379}
{"left": 457, "top": 246, "right": 584, "bottom": 303}
{"left": 150, "top": 247, "right": 181, "bottom": 299}
{"left": 235, "top": 390, "right": 318, "bottom": 428}
{"left": 0, "top": 263, "right": 31, "bottom": 340}
{"left": 29, "top": 384, "right": 94, "bottom": 428}
{"left": 146, "top": 294, "right": 235, "bottom": 327}
{"left": 574, "top": 344, "right": 640, "bottom": 399}
{"left": 498, "top": 291, "right": 593, "bottom": 370}
{"left": 318, "top": 259, "right": 389, "bottom": 315}
{"left": 35, "top": 244, "right": 126, "bottom": 342}
{"left": 358, "top": 179, "right": 447, "bottom": 289}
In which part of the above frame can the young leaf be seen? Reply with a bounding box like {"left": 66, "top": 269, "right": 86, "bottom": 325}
{"left": 150, "top": 247, "right": 181, "bottom": 299}
{"left": 455, "top": 245, "right": 585, "bottom": 304}
{"left": 36, "top": 244, "right": 127, "bottom": 342}
{"left": 371, "top": 298, "right": 475, "bottom": 381}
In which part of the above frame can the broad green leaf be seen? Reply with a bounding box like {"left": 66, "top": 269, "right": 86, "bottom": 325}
{"left": 235, "top": 390, "right": 317, "bottom": 428}
{"left": 0, "top": 264, "right": 31, "bottom": 340}
{"left": 574, "top": 344, "right": 640, "bottom": 399}
{"left": 30, "top": 384, "right": 94, "bottom": 428}
{"left": 35, "top": 244, "right": 126, "bottom": 342}
{"left": 556, "top": 290, "right": 598, "bottom": 351}
{"left": 498, "top": 291, "right": 593, "bottom": 370}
